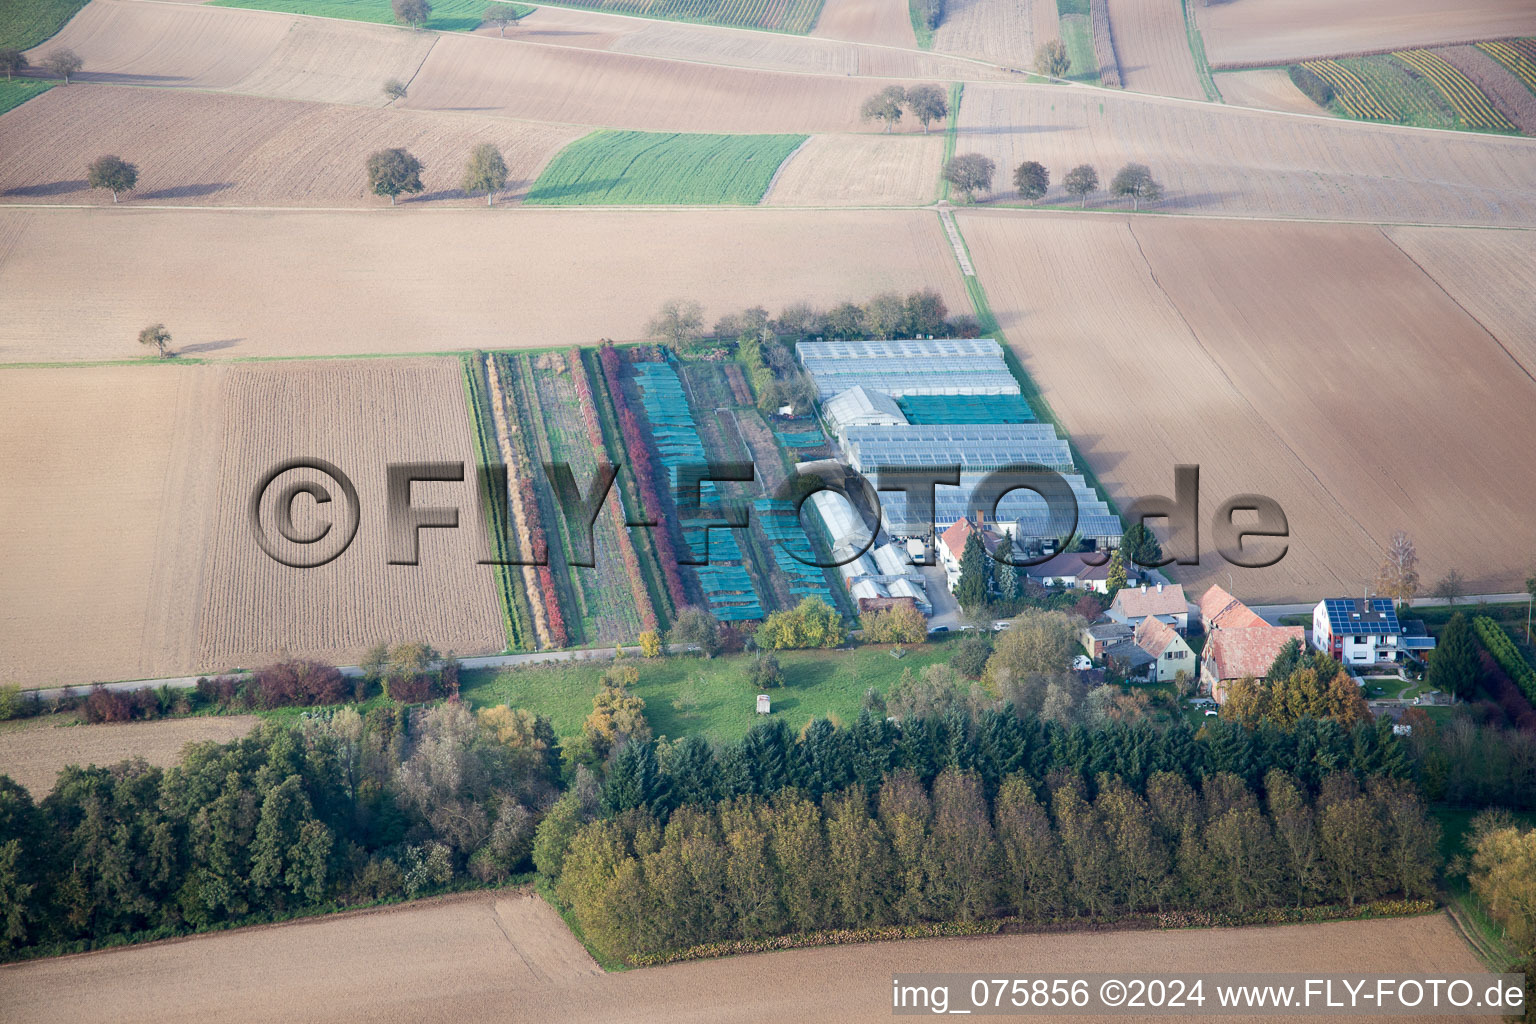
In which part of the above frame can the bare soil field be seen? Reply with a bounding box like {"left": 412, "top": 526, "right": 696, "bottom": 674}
{"left": 0, "top": 908, "right": 1489, "bottom": 1023}
{"left": 1214, "top": 68, "right": 1326, "bottom": 115}
{"left": 1104, "top": 0, "right": 1204, "bottom": 99}
{"left": 811, "top": 0, "right": 915, "bottom": 48}
{"left": 1387, "top": 226, "right": 1536, "bottom": 380}
{"left": 1197, "top": 0, "right": 1536, "bottom": 68}
{"left": 763, "top": 132, "right": 942, "bottom": 205}
{"left": 0, "top": 364, "right": 224, "bottom": 687}
{"left": 191, "top": 358, "right": 505, "bottom": 673}
{"left": 0, "top": 208, "right": 968, "bottom": 363}
{"left": 1436, "top": 44, "right": 1536, "bottom": 135}
{"left": 953, "top": 83, "right": 1536, "bottom": 225}
{"left": 957, "top": 211, "right": 1536, "bottom": 601}
{"left": 402, "top": 31, "right": 919, "bottom": 132}
{"left": 0, "top": 716, "right": 260, "bottom": 797}
{"left": 0, "top": 86, "right": 584, "bottom": 206}
{"left": 25, "top": 0, "right": 436, "bottom": 105}
{"left": 931, "top": 0, "right": 1046, "bottom": 70}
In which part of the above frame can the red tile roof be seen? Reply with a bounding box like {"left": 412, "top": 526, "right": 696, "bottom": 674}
{"left": 1134, "top": 616, "right": 1182, "bottom": 658}
{"left": 1204, "top": 625, "right": 1305, "bottom": 681}
{"left": 940, "top": 517, "right": 977, "bottom": 560}
{"left": 1199, "top": 585, "right": 1266, "bottom": 630}
{"left": 1110, "top": 582, "right": 1187, "bottom": 619}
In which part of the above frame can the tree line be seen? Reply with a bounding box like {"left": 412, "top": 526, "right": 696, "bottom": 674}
{"left": 940, "top": 156, "right": 1165, "bottom": 208}
{"left": 552, "top": 763, "right": 1439, "bottom": 961}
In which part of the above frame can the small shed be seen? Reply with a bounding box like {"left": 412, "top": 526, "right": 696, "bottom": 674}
{"left": 756, "top": 694, "right": 771, "bottom": 714}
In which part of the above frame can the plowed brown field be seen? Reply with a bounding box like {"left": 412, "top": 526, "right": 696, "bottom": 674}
{"left": 932, "top": 0, "right": 1055, "bottom": 70}
{"left": 192, "top": 358, "right": 505, "bottom": 673}
{"left": 0, "top": 716, "right": 260, "bottom": 797}
{"left": 0, "top": 208, "right": 969, "bottom": 363}
{"left": 1214, "top": 69, "right": 1327, "bottom": 115}
{"left": 953, "top": 83, "right": 1536, "bottom": 224}
{"left": 0, "top": 364, "right": 224, "bottom": 687}
{"left": 1197, "top": 0, "right": 1536, "bottom": 68}
{"left": 0, "top": 86, "right": 583, "bottom": 206}
{"left": 811, "top": 0, "right": 916, "bottom": 48}
{"left": 763, "top": 133, "right": 942, "bottom": 205}
{"left": 957, "top": 211, "right": 1536, "bottom": 601}
{"left": 1104, "top": 0, "right": 1204, "bottom": 99}
{"left": 0, "top": 908, "right": 1489, "bottom": 1023}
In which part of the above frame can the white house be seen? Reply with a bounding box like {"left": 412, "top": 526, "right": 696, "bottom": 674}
{"left": 937, "top": 516, "right": 1003, "bottom": 593}
{"left": 1312, "top": 598, "right": 1436, "bottom": 665}
{"left": 1106, "top": 582, "right": 1189, "bottom": 634}
{"left": 1134, "top": 616, "right": 1196, "bottom": 684}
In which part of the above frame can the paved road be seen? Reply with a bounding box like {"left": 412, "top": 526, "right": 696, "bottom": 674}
{"left": 24, "top": 644, "right": 697, "bottom": 704}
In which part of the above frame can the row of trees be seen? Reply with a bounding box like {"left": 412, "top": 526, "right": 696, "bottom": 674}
{"left": 553, "top": 765, "right": 1439, "bottom": 960}
{"left": 0, "top": 703, "right": 562, "bottom": 958}
{"left": 365, "top": 144, "right": 509, "bottom": 205}
{"left": 386, "top": 0, "right": 524, "bottom": 33}
{"left": 651, "top": 287, "right": 965, "bottom": 356}
{"left": 0, "top": 47, "right": 81, "bottom": 84}
{"left": 941, "top": 156, "right": 1164, "bottom": 208}
{"left": 859, "top": 83, "right": 950, "bottom": 133}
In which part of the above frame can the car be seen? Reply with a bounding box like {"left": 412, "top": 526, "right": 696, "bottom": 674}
{"left": 1071, "top": 655, "right": 1093, "bottom": 671}
{"left": 992, "top": 620, "right": 1011, "bottom": 631}
{"left": 1204, "top": 709, "right": 1220, "bottom": 716}
{"left": 926, "top": 625, "right": 950, "bottom": 634}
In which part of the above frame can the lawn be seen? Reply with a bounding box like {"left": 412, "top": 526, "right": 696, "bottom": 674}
{"left": 209, "top": 0, "right": 532, "bottom": 33}
{"left": 1057, "top": 15, "right": 1100, "bottom": 86}
{"left": 0, "top": 80, "right": 54, "bottom": 117}
{"left": 521, "top": 0, "right": 823, "bottom": 34}
{"left": 1, "top": 0, "right": 88, "bottom": 50}
{"left": 523, "top": 131, "right": 807, "bottom": 206}
{"left": 460, "top": 639, "right": 959, "bottom": 744}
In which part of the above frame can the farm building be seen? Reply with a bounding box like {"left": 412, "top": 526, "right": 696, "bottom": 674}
{"left": 796, "top": 338, "right": 1020, "bottom": 398}
{"left": 1202, "top": 625, "right": 1308, "bottom": 704}
{"left": 1107, "top": 582, "right": 1190, "bottom": 633}
{"left": 821, "top": 385, "right": 907, "bottom": 444}
{"left": 1311, "top": 598, "right": 1436, "bottom": 665}
{"left": 805, "top": 490, "right": 930, "bottom": 612}
{"left": 1199, "top": 583, "right": 1268, "bottom": 630}
{"left": 1027, "top": 550, "right": 1128, "bottom": 594}
{"left": 1135, "top": 616, "right": 1197, "bottom": 684}
{"left": 1103, "top": 638, "right": 1156, "bottom": 678}
{"left": 937, "top": 515, "right": 1006, "bottom": 592}
{"left": 1082, "top": 621, "right": 1135, "bottom": 658}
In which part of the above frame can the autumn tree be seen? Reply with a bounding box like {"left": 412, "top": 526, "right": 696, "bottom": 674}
{"left": 1013, "top": 159, "right": 1049, "bottom": 202}
{"left": 393, "top": 0, "right": 432, "bottom": 29}
{"left": 137, "top": 322, "right": 171, "bottom": 358}
{"left": 904, "top": 83, "right": 949, "bottom": 132}
{"left": 1109, "top": 162, "right": 1164, "bottom": 210}
{"left": 668, "top": 605, "right": 721, "bottom": 656}
{"left": 1034, "top": 39, "right": 1070, "bottom": 78}
{"left": 646, "top": 298, "right": 706, "bottom": 351}
{"left": 582, "top": 665, "right": 652, "bottom": 760}
{"left": 44, "top": 48, "right": 82, "bottom": 84}
{"left": 483, "top": 3, "right": 519, "bottom": 34}
{"left": 755, "top": 596, "right": 844, "bottom": 650}
{"left": 860, "top": 84, "right": 906, "bottom": 132}
{"left": 1468, "top": 821, "right": 1536, "bottom": 951}
{"left": 1374, "top": 530, "right": 1420, "bottom": 608}
{"left": 747, "top": 651, "right": 783, "bottom": 689}
{"left": 366, "top": 147, "right": 425, "bottom": 205}
{"left": 638, "top": 630, "right": 662, "bottom": 657}
{"left": 1434, "top": 568, "right": 1466, "bottom": 606}
{"left": 1063, "top": 163, "right": 1099, "bottom": 207}
{"left": 382, "top": 78, "right": 407, "bottom": 104}
{"left": 461, "top": 142, "right": 508, "bottom": 205}
{"left": 87, "top": 154, "right": 137, "bottom": 202}
{"left": 943, "top": 153, "right": 995, "bottom": 201}
{"left": 0, "top": 49, "right": 26, "bottom": 82}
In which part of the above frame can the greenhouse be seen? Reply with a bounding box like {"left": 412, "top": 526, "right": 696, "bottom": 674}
{"left": 796, "top": 338, "right": 1019, "bottom": 398}
{"left": 842, "top": 424, "right": 1073, "bottom": 474}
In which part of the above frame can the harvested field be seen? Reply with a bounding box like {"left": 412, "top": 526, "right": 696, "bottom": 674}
{"left": 0, "top": 86, "right": 584, "bottom": 206}
{"left": 0, "top": 208, "right": 969, "bottom": 362}
{"left": 1088, "top": 0, "right": 1120, "bottom": 89}
{"left": 524, "top": 130, "right": 806, "bottom": 204}
{"left": 403, "top": 32, "right": 916, "bottom": 132}
{"left": 1437, "top": 44, "right": 1536, "bottom": 134}
{"left": 192, "top": 358, "right": 506, "bottom": 673}
{"left": 0, "top": 909, "right": 1490, "bottom": 1023}
{"left": 811, "top": 0, "right": 914, "bottom": 48}
{"left": 24, "top": 0, "right": 435, "bottom": 106}
{"left": 952, "top": 82, "right": 1536, "bottom": 224}
{"left": 532, "top": 0, "right": 823, "bottom": 33}
{"left": 1214, "top": 68, "right": 1326, "bottom": 115}
{"left": 1387, "top": 226, "right": 1536, "bottom": 380}
{"left": 1104, "top": 0, "right": 1203, "bottom": 99}
{"left": 1197, "top": 0, "right": 1536, "bottom": 68}
{"left": 930, "top": 0, "right": 1050, "bottom": 70}
{"left": 0, "top": 364, "right": 224, "bottom": 688}
{"left": 0, "top": 716, "right": 261, "bottom": 797}
{"left": 957, "top": 211, "right": 1536, "bottom": 601}
{"left": 762, "top": 132, "right": 943, "bottom": 205}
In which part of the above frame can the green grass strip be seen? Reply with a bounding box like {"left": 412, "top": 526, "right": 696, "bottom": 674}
{"left": 1178, "top": 0, "right": 1221, "bottom": 102}
{"left": 526, "top": 131, "right": 807, "bottom": 206}
{"left": 460, "top": 353, "right": 529, "bottom": 652}
{"left": 0, "top": 0, "right": 88, "bottom": 50}
{"left": 908, "top": 0, "right": 934, "bottom": 49}
{"left": 938, "top": 81, "right": 963, "bottom": 201}
{"left": 208, "top": 0, "right": 531, "bottom": 32}
{"left": 0, "top": 80, "right": 56, "bottom": 118}
{"left": 1058, "top": 15, "right": 1100, "bottom": 86}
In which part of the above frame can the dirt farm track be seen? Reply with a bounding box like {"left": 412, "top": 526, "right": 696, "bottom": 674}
{"left": 0, "top": 901, "right": 1496, "bottom": 1024}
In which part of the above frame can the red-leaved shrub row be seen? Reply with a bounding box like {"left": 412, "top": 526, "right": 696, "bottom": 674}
{"left": 1478, "top": 650, "right": 1536, "bottom": 731}
{"left": 599, "top": 343, "right": 690, "bottom": 611}
{"left": 538, "top": 564, "right": 569, "bottom": 649}
{"left": 568, "top": 348, "right": 658, "bottom": 633}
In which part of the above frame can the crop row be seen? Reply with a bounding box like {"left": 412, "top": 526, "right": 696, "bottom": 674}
{"left": 1478, "top": 39, "right": 1536, "bottom": 94}
{"left": 1395, "top": 50, "right": 1514, "bottom": 131}
{"left": 1300, "top": 60, "right": 1393, "bottom": 120}
{"left": 1473, "top": 616, "right": 1536, "bottom": 705}
{"left": 534, "top": 0, "right": 821, "bottom": 35}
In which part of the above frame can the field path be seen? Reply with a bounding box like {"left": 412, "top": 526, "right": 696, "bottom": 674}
{"left": 0, "top": 908, "right": 1494, "bottom": 1023}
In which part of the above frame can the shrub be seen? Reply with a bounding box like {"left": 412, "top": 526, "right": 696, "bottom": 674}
{"left": 254, "top": 659, "right": 349, "bottom": 708}
{"left": 1288, "top": 64, "right": 1335, "bottom": 107}
{"left": 1473, "top": 616, "right": 1536, "bottom": 703}
{"left": 0, "top": 684, "right": 28, "bottom": 721}
{"left": 859, "top": 604, "right": 928, "bottom": 645}
{"left": 952, "top": 632, "right": 993, "bottom": 678}
{"left": 638, "top": 630, "right": 663, "bottom": 657}
{"left": 757, "top": 596, "right": 845, "bottom": 650}
{"left": 747, "top": 652, "right": 784, "bottom": 689}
